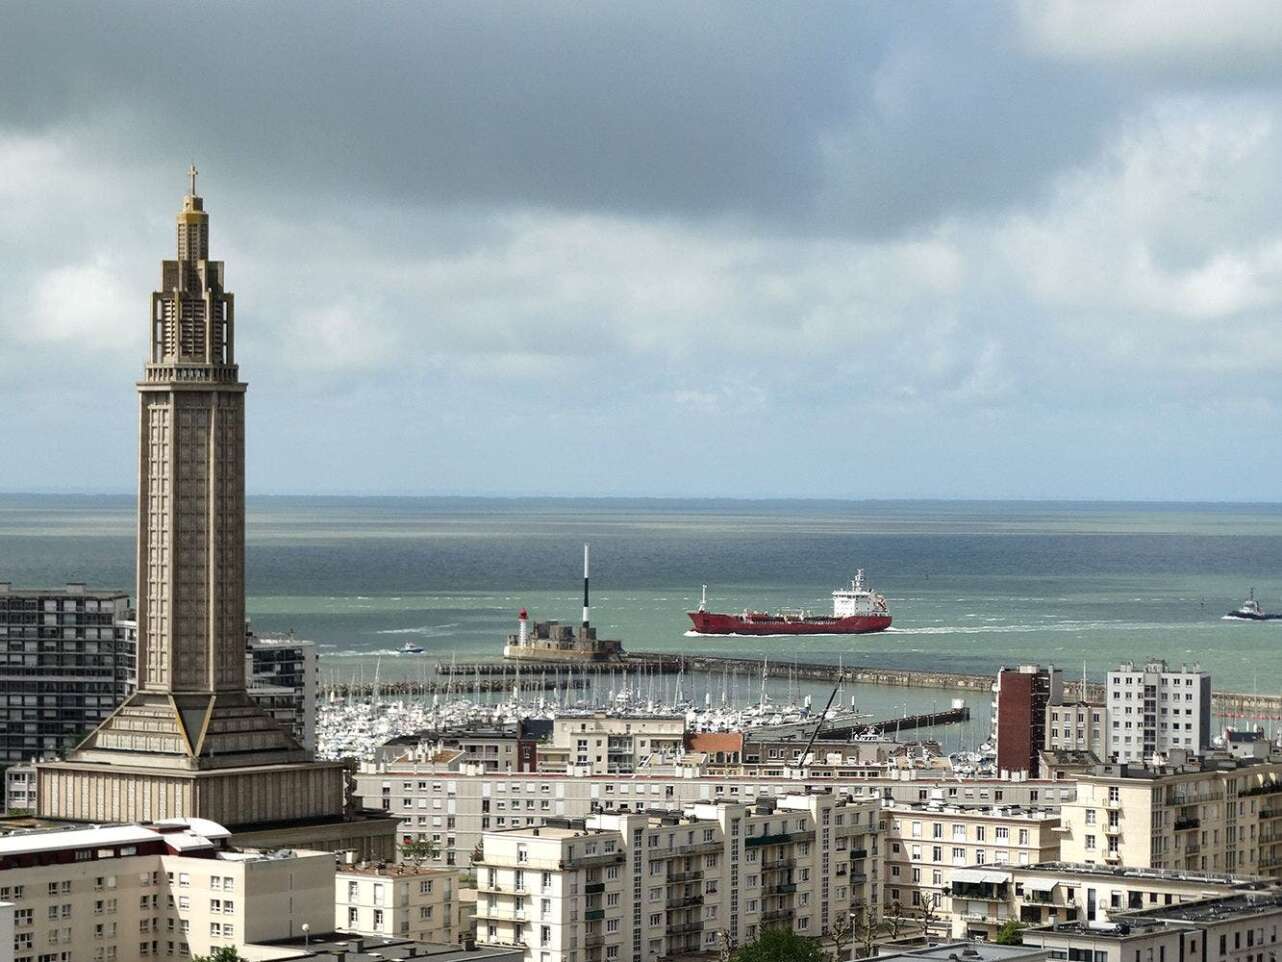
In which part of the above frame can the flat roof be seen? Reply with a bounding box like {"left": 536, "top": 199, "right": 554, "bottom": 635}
{"left": 1022, "top": 862, "right": 1269, "bottom": 887}
{"left": 876, "top": 941, "right": 1049, "bottom": 962}
{"left": 1134, "top": 892, "right": 1282, "bottom": 923}
{"left": 337, "top": 862, "right": 459, "bottom": 879}
{"left": 0, "top": 824, "right": 159, "bottom": 857}
{"left": 0, "top": 586, "right": 129, "bottom": 599}
{"left": 250, "top": 933, "right": 523, "bottom": 962}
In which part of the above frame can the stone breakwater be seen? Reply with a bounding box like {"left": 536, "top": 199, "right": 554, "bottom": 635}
{"left": 440, "top": 652, "right": 1282, "bottom": 718}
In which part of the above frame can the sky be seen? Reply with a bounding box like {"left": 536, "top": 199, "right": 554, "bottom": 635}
{"left": 3, "top": 2, "right": 1282, "bottom": 499}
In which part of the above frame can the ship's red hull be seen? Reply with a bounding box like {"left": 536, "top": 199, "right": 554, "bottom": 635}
{"left": 687, "top": 611, "right": 892, "bottom": 636}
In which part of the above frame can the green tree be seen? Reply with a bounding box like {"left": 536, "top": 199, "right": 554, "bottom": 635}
{"left": 400, "top": 839, "right": 440, "bottom": 865}
{"left": 194, "top": 948, "right": 244, "bottom": 962}
{"left": 730, "top": 927, "right": 827, "bottom": 962}
{"left": 994, "top": 920, "right": 1024, "bottom": 945}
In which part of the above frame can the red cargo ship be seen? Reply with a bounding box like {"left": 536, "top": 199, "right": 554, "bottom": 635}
{"left": 687, "top": 570, "right": 891, "bottom": 636}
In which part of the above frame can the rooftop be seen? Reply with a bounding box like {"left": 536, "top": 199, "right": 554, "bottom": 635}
{"left": 250, "top": 933, "right": 522, "bottom": 962}
{"left": 875, "top": 940, "right": 1049, "bottom": 962}
{"left": 0, "top": 817, "right": 230, "bottom": 859}
{"left": 1132, "top": 891, "right": 1282, "bottom": 923}
{"left": 884, "top": 801, "right": 1059, "bottom": 820}
{"left": 337, "top": 861, "right": 459, "bottom": 879}
{"left": 0, "top": 583, "right": 129, "bottom": 599}
{"left": 1021, "top": 862, "right": 1272, "bottom": 888}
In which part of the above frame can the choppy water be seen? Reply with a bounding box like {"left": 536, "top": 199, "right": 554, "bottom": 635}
{"left": 3, "top": 495, "right": 1282, "bottom": 742}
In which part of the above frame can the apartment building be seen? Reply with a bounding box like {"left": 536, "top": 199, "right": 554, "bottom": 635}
{"left": 993, "top": 665, "right": 1064, "bottom": 777}
{"left": 3, "top": 766, "right": 35, "bottom": 816}
{"left": 473, "top": 792, "right": 879, "bottom": 962}
{"left": 1022, "top": 891, "right": 1282, "bottom": 962}
{"left": 357, "top": 761, "right": 1074, "bottom": 870}
{"left": 539, "top": 715, "right": 686, "bottom": 775}
{"left": 377, "top": 723, "right": 543, "bottom": 773}
{"left": 1108, "top": 660, "right": 1211, "bottom": 762}
{"left": 1059, "top": 758, "right": 1282, "bottom": 876}
{"left": 0, "top": 584, "right": 135, "bottom": 767}
{"left": 246, "top": 634, "right": 319, "bottom": 753}
{"left": 947, "top": 861, "right": 1277, "bottom": 940}
{"left": 335, "top": 863, "right": 461, "bottom": 944}
{"left": 0, "top": 818, "right": 333, "bottom": 962}
{"left": 881, "top": 802, "right": 1060, "bottom": 929}
{"left": 1046, "top": 701, "right": 1109, "bottom": 758}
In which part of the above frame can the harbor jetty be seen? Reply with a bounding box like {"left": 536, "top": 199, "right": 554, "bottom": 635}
{"left": 437, "top": 651, "right": 1282, "bottom": 719}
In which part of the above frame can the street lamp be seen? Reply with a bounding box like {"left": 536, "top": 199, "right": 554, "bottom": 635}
{"left": 301, "top": 922, "right": 310, "bottom": 948}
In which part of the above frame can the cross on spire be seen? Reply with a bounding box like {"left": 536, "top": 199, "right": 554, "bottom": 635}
{"left": 188, "top": 162, "right": 198, "bottom": 196}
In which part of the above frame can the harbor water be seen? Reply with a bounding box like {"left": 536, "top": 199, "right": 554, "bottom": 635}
{"left": 4, "top": 495, "right": 1282, "bottom": 743}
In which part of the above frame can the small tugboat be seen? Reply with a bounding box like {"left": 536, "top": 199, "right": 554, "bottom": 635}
{"left": 1225, "top": 589, "right": 1282, "bottom": 621}
{"left": 399, "top": 641, "right": 426, "bottom": 654}
{"left": 688, "top": 570, "right": 892, "bottom": 636}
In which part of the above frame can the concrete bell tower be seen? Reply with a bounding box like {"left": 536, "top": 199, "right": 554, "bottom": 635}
{"left": 37, "top": 171, "right": 371, "bottom": 840}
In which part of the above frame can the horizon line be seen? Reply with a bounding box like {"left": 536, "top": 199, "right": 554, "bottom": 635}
{"left": 2, "top": 490, "right": 1282, "bottom": 507}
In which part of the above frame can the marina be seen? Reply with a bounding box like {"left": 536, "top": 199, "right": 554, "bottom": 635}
{"left": 436, "top": 651, "right": 1282, "bottom": 718}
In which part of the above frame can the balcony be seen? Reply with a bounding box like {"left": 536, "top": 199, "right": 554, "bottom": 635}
{"left": 761, "top": 909, "right": 793, "bottom": 924}
{"left": 1174, "top": 817, "right": 1200, "bottom": 831}
{"left": 585, "top": 882, "right": 605, "bottom": 895}
{"left": 763, "top": 882, "right": 796, "bottom": 896}
{"left": 585, "top": 909, "right": 605, "bottom": 922}
{"left": 761, "top": 858, "right": 795, "bottom": 872}
{"left": 565, "top": 852, "right": 627, "bottom": 868}
{"left": 850, "top": 848, "right": 869, "bottom": 859}
{"left": 667, "top": 921, "right": 703, "bottom": 936}
{"left": 683, "top": 840, "right": 724, "bottom": 855}
{"left": 474, "top": 905, "right": 527, "bottom": 922}
{"left": 745, "top": 830, "right": 812, "bottom": 848}
{"left": 667, "top": 870, "right": 703, "bottom": 884}
{"left": 667, "top": 895, "right": 704, "bottom": 909}
{"left": 584, "top": 934, "right": 605, "bottom": 949}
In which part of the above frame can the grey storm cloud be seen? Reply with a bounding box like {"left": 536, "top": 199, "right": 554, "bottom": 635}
{"left": 5, "top": 2, "right": 1282, "bottom": 499}
{"left": 2, "top": 2, "right": 1125, "bottom": 236}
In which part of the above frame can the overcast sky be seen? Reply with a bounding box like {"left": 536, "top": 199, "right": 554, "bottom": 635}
{"left": 3, "top": 2, "right": 1282, "bottom": 499}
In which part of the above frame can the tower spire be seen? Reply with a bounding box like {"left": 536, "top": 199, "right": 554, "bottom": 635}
{"left": 188, "top": 162, "right": 198, "bottom": 197}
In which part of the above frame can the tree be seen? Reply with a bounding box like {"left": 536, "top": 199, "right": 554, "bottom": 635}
{"left": 827, "top": 912, "right": 854, "bottom": 961}
{"left": 994, "top": 920, "right": 1024, "bottom": 945}
{"left": 919, "top": 892, "right": 943, "bottom": 937}
{"left": 885, "top": 899, "right": 908, "bottom": 941}
{"left": 730, "top": 927, "right": 827, "bottom": 962}
{"left": 194, "top": 949, "right": 244, "bottom": 962}
{"left": 852, "top": 904, "right": 886, "bottom": 959}
{"left": 400, "top": 839, "right": 440, "bottom": 865}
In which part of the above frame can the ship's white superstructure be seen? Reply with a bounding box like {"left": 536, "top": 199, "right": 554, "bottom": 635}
{"left": 831, "top": 569, "right": 889, "bottom": 618}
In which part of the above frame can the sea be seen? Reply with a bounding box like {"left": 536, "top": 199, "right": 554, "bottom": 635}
{"left": 3, "top": 495, "right": 1282, "bottom": 751}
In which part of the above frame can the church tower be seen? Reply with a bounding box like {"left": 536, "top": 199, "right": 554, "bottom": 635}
{"left": 36, "top": 173, "right": 392, "bottom": 851}
{"left": 139, "top": 164, "right": 248, "bottom": 697}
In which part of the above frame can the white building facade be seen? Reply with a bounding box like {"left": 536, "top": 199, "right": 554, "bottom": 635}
{"left": 1108, "top": 660, "right": 1212, "bottom": 762}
